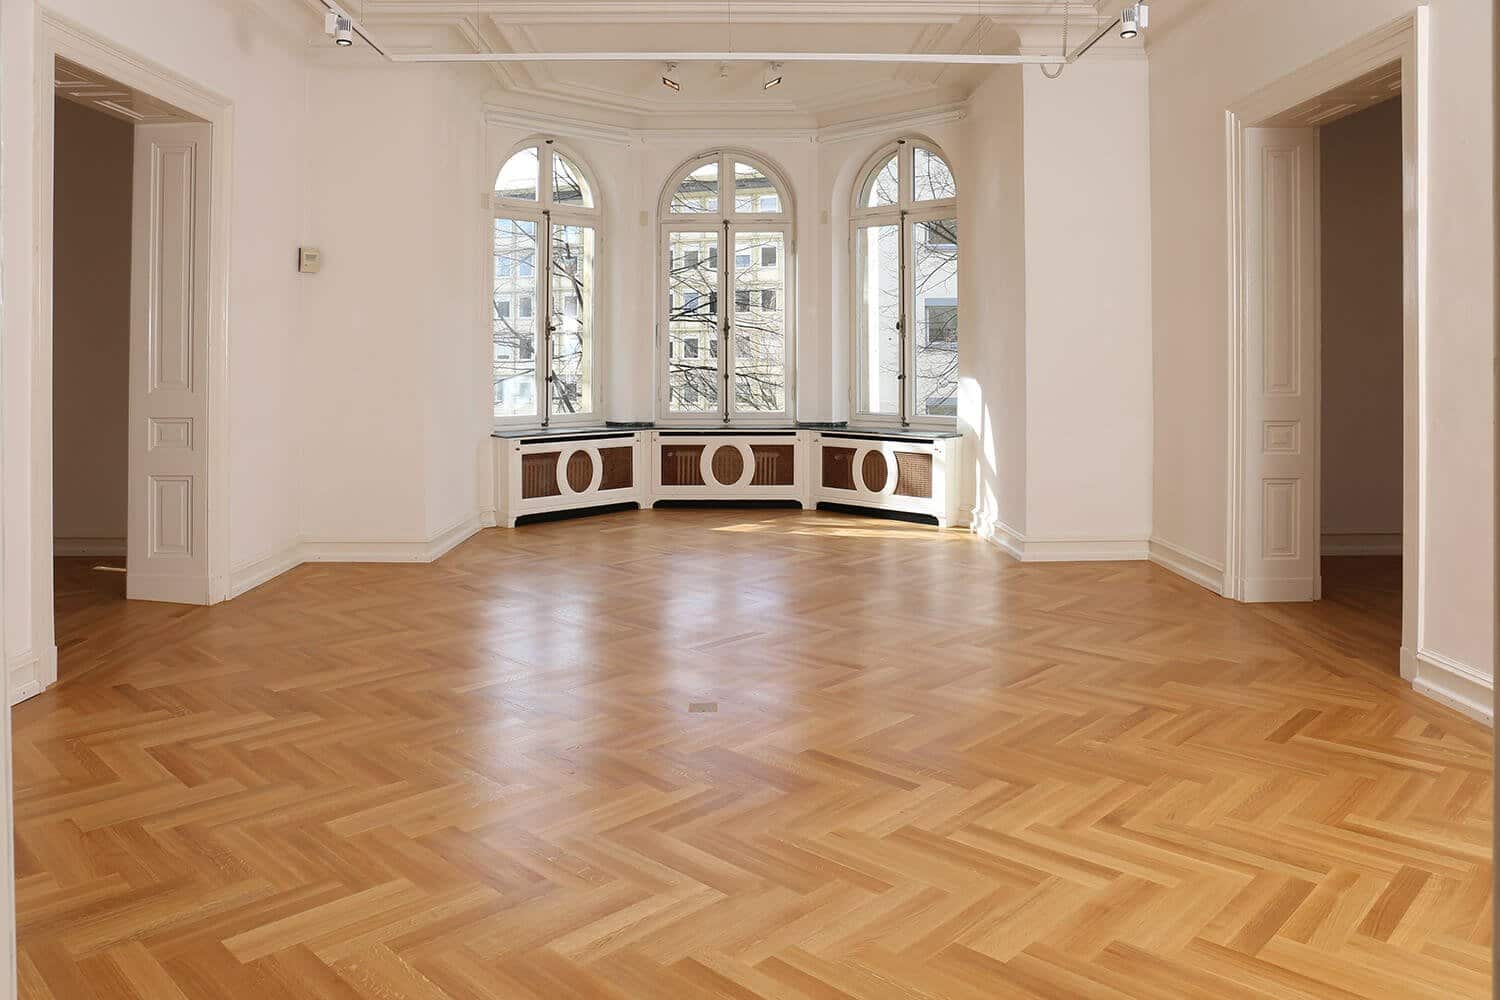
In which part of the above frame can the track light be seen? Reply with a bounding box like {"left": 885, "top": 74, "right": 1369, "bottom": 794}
{"left": 1119, "top": 2, "right": 1149, "bottom": 40}
{"left": 662, "top": 62, "right": 681, "bottom": 91}
{"left": 763, "top": 61, "right": 784, "bottom": 90}
{"left": 325, "top": 11, "right": 355, "bottom": 46}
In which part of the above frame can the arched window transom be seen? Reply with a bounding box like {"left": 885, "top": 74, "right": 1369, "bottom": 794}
{"left": 492, "top": 141, "right": 600, "bottom": 426}
{"left": 851, "top": 140, "right": 958, "bottom": 426}
{"left": 660, "top": 151, "right": 793, "bottom": 423}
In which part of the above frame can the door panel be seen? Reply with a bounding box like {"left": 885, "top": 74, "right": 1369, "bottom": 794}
{"left": 1241, "top": 126, "right": 1319, "bottom": 601}
{"left": 129, "top": 123, "right": 211, "bottom": 603}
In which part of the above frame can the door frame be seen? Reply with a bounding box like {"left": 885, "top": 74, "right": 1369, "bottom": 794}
{"left": 34, "top": 11, "right": 233, "bottom": 642}
{"left": 1223, "top": 14, "right": 1422, "bottom": 665}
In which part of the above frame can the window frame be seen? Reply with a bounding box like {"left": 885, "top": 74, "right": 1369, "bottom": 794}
{"left": 491, "top": 139, "right": 604, "bottom": 430}
{"left": 850, "top": 138, "right": 959, "bottom": 429}
{"left": 657, "top": 150, "right": 796, "bottom": 426}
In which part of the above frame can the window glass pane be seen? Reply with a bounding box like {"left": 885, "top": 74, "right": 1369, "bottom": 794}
{"left": 494, "top": 217, "right": 539, "bottom": 418}
{"left": 732, "top": 231, "right": 786, "bottom": 414}
{"left": 549, "top": 223, "right": 594, "bottom": 416}
{"left": 913, "top": 218, "right": 959, "bottom": 417}
{"left": 734, "top": 161, "right": 781, "bottom": 214}
{"left": 914, "top": 147, "right": 956, "bottom": 202}
{"left": 861, "top": 153, "right": 899, "bottom": 208}
{"left": 668, "top": 231, "right": 720, "bottom": 412}
{"left": 496, "top": 147, "right": 539, "bottom": 201}
{"left": 671, "top": 161, "right": 719, "bottom": 213}
{"left": 856, "top": 224, "right": 901, "bottom": 415}
{"left": 552, "top": 152, "right": 593, "bottom": 208}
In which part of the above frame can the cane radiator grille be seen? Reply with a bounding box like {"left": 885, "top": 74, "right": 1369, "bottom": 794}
{"left": 862, "top": 451, "right": 890, "bottom": 493}
{"left": 894, "top": 451, "right": 934, "bottom": 499}
{"left": 660, "top": 445, "right": 706, "bottom": 487}
{"left": 822, "top": 447, "right": 856, "bottom": 491}
{"left": 751, "top": 445, "right": 796, "bottom": 486}
{"left": 521, "top": 452, "right": 563, "bottom": 499}
{"left": 566, "top": 452, "right": 595, "bottom": 493}
{"left": 711, "top": 446, "right": 745, "bottom": 486}
{"left": 599, "top": 447, "right": 633, "bottom": 491}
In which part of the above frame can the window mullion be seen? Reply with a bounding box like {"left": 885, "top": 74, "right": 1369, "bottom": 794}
{"left": 721, "top": 218, "right": 732, "bottom": 423}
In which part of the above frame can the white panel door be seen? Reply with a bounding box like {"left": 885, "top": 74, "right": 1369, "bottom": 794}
{"left": 1241, "top": 126, "right": 1319, "bottom": 602}
{"left": 128, "top": 123, "right": 211, "bottom": 604}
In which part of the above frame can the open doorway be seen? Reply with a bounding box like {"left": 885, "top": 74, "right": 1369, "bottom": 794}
{"left": 1318, "top": 93, "right": 1404, "bottom": 665}
{"left": 48, "top": 57, "right": 216, "bottom": 682}
{"left": 52, "top": 93, "right": 133, "bottom": 635}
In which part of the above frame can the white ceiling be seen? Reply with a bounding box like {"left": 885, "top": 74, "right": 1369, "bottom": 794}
{"left": 293, "top": 0, "right": 1148, "bottom": 124}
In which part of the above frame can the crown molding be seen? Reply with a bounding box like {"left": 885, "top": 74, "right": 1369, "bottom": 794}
{"left": 485, "top": 106, "right": 636, "bottom": 144}
{"left": 355, "top": 2, "right": 1106, "bottom": 25}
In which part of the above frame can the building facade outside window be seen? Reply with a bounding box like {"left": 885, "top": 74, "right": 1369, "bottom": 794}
{"left": 851, "top": 139, "right": 959, "bottom": 426}
{"left": 659, "top": 152, "right": 794, "bottom": 423}
{"left": 492, "top": 141, "right": 602, "bottom": 427}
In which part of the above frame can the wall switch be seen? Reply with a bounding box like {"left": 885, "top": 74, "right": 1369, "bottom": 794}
{"left": 298, "top": 247, "right": 322, "bottom": 274}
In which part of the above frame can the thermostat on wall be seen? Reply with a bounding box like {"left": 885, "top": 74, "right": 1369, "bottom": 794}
{"left": 298, "top": 247, "right": 322, "bottom": 274}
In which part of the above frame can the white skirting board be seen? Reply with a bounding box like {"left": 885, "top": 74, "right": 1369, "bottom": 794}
{"left": 1406, "top": 647, "right": 1493, "bottom": 726}
{"left": 1147, "top": 537, "right": 1226, "bottom": 596}
{"left": 1321, "top": 532, "right": 1402, "bottom": 556}
{"left": 971, "top": 513, "right": 1148, "bottom": 563}
{"left": 53, "top": 537, "right": 127, "bottom": 558}
{"left": 227, "top": 515, "right": 486, "bottom": 600}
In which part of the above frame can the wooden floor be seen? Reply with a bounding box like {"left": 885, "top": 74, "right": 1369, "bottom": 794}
{"left": 16, "top": 511, "right": 1492, "bottom": 999}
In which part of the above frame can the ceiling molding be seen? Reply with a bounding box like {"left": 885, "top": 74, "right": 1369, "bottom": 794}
{"left": 485, "top": 106, "right": 636, "bottom": 144}
{"left": 815, "top": 101, "right": 967, "bottom": 142}
{"left": 354, "top": 2, "right": 1105, "bottom": 25}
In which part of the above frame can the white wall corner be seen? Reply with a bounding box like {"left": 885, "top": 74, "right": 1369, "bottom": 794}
{"left": 970, "top": 508, "right": 1024, "bottom": 560}
{"left": 972, "top": 514, "right": 1147, "bottom": 564}
{"left": 1410, "top": 649, "right": 1494, "bottom": 726}
{"left": 1148, "top": 537, "right": 1227, "bottom": 596}
{"left": 300, "top": 512, "right": 484, "bottom": 565}
{"left": 479, "top": 506, "right": 498, "bottom": 529}
{"left": 9, "top": 646, "right": 57, "bottom": 705}
{"left": 228, "top": 546, "right": 304, "bottom": 600}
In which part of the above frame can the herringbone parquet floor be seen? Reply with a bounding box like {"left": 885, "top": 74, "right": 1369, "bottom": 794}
{"left": 16, "top": 510, "right": 1493, "bottom": 998}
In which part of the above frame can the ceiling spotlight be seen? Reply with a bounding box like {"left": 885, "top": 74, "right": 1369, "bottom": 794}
{"left": 662, "top": 62, "right": 681, "bottom": 92}
{"left": 325, "top": 11, "right": 355, "bottom": 46}
{"left": 1119, "top": 2, "right": 1149, "bottom": 40}
{"left": 763, "top": 62, "right": 784, "bottom": 90}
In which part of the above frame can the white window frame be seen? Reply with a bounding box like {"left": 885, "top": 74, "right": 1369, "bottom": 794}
{"left": 850, "top": 138, "right": 959, "bottom": 430}
{"left": 492, "top": 139, "right": 605, "bottom": 430}
{"left": 657, "top": 150, "right": 796, "bottom": 426}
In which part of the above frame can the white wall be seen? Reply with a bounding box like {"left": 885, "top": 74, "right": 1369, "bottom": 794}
{"left": 51, "top": 98, "right": 131, "bottom": 549}
{"left": 1020, "top": 60, "right": 1154, "bottom": 550}
{"left": 1321, "top": 97, "right": 1403, "bottom": 544}
{"left": 1, "top": 0, "right": 307, "bottom": 685}
{"left": 1148, "top": 0, "right": 1495, "bottom": 692}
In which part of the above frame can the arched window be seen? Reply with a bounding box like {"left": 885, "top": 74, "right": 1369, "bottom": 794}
{"left": 659, "top": 151, "right": 793, "bottom": 422}
{"left": 852, "top": 140, "right": 958, "bottom": 426}
{"left": 492, "top": 141, "right": 601, "bottom": 426}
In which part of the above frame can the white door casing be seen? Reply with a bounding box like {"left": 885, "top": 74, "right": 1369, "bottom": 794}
{"left": 128, "top": 123, "right": 212, "bottom": 604}
{"left": 1235, "top": 126, "right": 1320, "bottom": 602}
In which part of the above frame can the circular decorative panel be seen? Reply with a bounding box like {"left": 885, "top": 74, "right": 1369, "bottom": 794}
{"left": 566, "top": 451, "right": 595, "bottom": 493}
{"left": 862, "top": 451, "right": 889, "bottom": 493}
{"left": 711, "top": 445, "right": 745, "bottom": 486}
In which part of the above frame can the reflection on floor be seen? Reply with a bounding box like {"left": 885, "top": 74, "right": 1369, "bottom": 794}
{"left": 18, "top": 512, "right": 1491, "bottom": 999}
{"left": 53, "top": 555, "right": 200, "bottom": 686}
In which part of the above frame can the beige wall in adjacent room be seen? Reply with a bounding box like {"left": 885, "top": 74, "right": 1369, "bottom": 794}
{"left": 1320, "top": 97, "right": 1403, "bottom": 543}
{"left": 51, "top": 97, "right": 131, "bottom": 547}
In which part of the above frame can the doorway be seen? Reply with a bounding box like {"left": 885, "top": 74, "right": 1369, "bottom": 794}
{"left": 27, "top": 27, "right": 233, "bottom": 700}
{"left": 1318, "top": 94, "right": 1404, "bottom": 660}
{"left": 1223, "top": 19, "right": 1419, "bottom": 667}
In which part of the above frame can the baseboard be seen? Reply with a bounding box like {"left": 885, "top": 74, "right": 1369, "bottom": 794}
{"left": 971, "top": 512, "right": 1147, "bottom": 563}
{"left": 1148, "top": 537, "right": 1226, "bottom": 596}
{"left": 969, "top": 509, "right": 1024, "bottom": 560}
{"left": 479, "top": 507, "right": 498, "bottom": 529}
{"left": 1321, "top": 531, "right": 1402, "bottom": 556}
{"left": 9, "top": 646, "right": 57, "bottom": 705}
{"left": 301, "top": 514, "right": 483, "bottom": 565}
{"left": 54, "top": 537, "right": 127, "bottom": 558}
{"left": 229, "top": 546, "right": 304, "bottom": 599}
{"left": 1410, "top": 648, "right": 1493, "bottom": 725}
